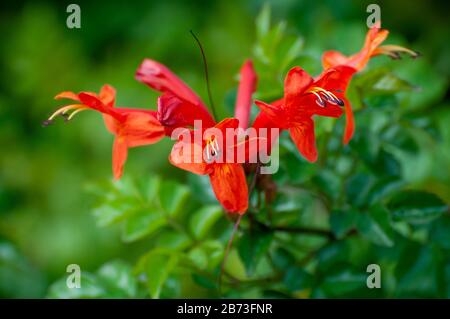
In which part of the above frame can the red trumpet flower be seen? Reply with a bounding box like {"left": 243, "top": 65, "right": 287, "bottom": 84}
{"left": 136, "top": 59, "right": 258, "bottom": 214}
{"left": 255, "top": 65, "right": 355, "bottom": 162}
{"left": 322, "top": 22, "right": 418, "bottom": 144}
{"left": 136, "top": 59, "right": 216, "bottom": 134}
{"left": 170, "top": 118, "right": 248, "bottom": 214}
{"left": 45, "top": 85, "right": 165, "bottom": 179}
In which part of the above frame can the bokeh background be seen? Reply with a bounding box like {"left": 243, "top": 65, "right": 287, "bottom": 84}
{"left": 0, "top": 0, "right": 449, "bottom": 298}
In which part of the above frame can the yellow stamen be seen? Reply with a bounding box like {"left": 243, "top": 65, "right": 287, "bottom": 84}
{"left": 67, "top": 106, "right": 89, "bottom": 120}
{"left": 205, "top": 137, "right": 220, "bottom": 161}
{"left": 305, "top": 87, "right": 344, "bottom": 107}
{"left": 206, "top": 143, "right": 211, "bottom": 161}
{"left": 48, "top": 104, "right": 86, "bottom": 121}
{"left": 373, "top": 45, "right": 419, "bottom": 59}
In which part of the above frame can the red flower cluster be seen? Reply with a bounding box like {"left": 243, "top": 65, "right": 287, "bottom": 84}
{"left": 46, "top": 24, "right": 416, "bottom": 214}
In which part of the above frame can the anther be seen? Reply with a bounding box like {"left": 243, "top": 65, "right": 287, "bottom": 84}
{"left": 306, "top": 87, "right": 344, "bottom": 108}
{"left": 42, "top": 119, "right": 53, "bottom": 127}
{"left": 315, "top": 97, "right": 326, "bottom": 107}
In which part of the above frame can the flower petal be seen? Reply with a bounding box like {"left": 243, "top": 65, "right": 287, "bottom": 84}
{"left": 209, "top": 163, "right": 248, "bottom": 214}
{"left": 78, "top": 92, "right": 123, "bottom": 120}
{"left": 214, "top": 117, "right": 239, "bottom": 132}
{"left": 304, "top": 65, "right": 356, "bottom": 118}
{"left": 342, "top": 96, "right": 355, "bottom": 145}
{"left": 112, "top": 137, "right": 128, "bottom": 180}
{"left": 136, "top": 59, "right": 206, "bottom": 108}
{"left": 169, "top": 130, "right": 209, "bottom": 175}
{"left": 249, "top": 112, "right": 281, "bottom": 158}
{"left": 234, "top": 60, "right": 257, "bottom": 129}
{"left": 324, "top": 24, "right": 388, "bottom": 71}
{"left": 322, "top": 50, "right": 350, "bottom": 70}
{"left": 315, "top": 65, "right": 356, "bottom": 93}
{"left": 120, "top": 111, "right": 165, "bottom": 148}
{"left": 54, "top": 91, "right": 79, "bottom": 101}
{"left": 254, "top": 100, "right": 287, "bottom": 128}
{"left": 284, "top": 67, "right": 314, "bottom": 108}
{"left": 157, "top": 92, "right": 216, "bottom": 131}
{"left": 99, "top": 84, "right": 116, "bottom": 107}
{"left": 289, "top": 118, "right": 318, "bottom": 162}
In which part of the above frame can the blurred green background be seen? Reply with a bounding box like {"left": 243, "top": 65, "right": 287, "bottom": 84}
{"left": 0, "top": 0, "right": 449, "bottom": 298}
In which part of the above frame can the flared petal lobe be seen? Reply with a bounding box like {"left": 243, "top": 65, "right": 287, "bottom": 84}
{"left": 321, "top": 23, "right": 389, "bottom": 71}
{"left": 112, "top": 137, "right": 128, "bottom": 180}
{"left": 54, "top": 91, "right": 80, "bottom": 101}
{"left": 169, "top": 130, "right": 209, "bottom": 175}
{"left": 342, "top": 96, "right": 354, "bottom": 145}
{"left": 77, "top": 92, "right": 123, "bottom": 120}
{"left": 322, "top": 50, "right": 350, "bottom": 70}
{"left": 284, "top": 67, "right": 314, "bottom": 108}
{"left": 99, "top": 84, "right": 116, "bottom": 107}
{"left": 254, "top": 100, "right": 287, "bottom": 129}
{"left": 209, "top": 163, "right": 248, "bottom": 214}
{"left": 289, "top": 118, "right": 317, "bottom": 162}
{"left": 120, "top": 111, "right": 165, "bottom": 148}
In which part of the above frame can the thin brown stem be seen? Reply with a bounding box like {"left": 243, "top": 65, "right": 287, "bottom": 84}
{"left": 218, "top": 214, "right": 243, "bottom": 294}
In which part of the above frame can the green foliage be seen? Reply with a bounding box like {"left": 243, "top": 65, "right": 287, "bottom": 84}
{"left": 70, "top": 176, "right": 228, "bottom": 298}
{"left": 388, "top": 191, "right": 448, "bottom": 223}
{"left": 0, "top": 242, "right": 46, "bottom": 298}
{"left": 1, "top": 1, "right": 448, "bottom": 299}
{"left": 48, "top": 260, "right": 139, "bottom": 298}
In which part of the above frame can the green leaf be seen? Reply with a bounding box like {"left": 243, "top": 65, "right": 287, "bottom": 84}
{"left": 356, "top": 205, "right": 394, "bottom": 247}
{"left": 280, "top": 37, "right": 304, "bottom": 71}
{"left": 350, "top": 128, "right": 381, "bottom": 164}
{"left": 330, "top": 209, "right": 357, "bottom": 239}
{"left": 97, "top": 260, "right": 138, "bottom": 298}
{"left": 346, "top": 173, "right": 375, "bottom": 208}
{"left": 122, "top": 209, "right": 166, "bottom": 242}
{"left": 188, "top": 247, "right": 208, "bottom": 270}
{"left": 367, "top": 177, "right": 405, "bottom": 205}
{"left": 367, "top": 148, "right": 402, "bottom": 177}
{"left": 189, "top": 205, "right": 223, "bottom": 239}
{"left": 200, "top": 240, "right": 224, "bottom": 269}
{"left": 313, "top": 169, "right": 341, "bottom": 200}
{"left": 192, "top": 273, "right": 217, "bottom": 290}
{"left": 158, "top": 180, "right": 190, "bottom": 218}
{"left": 356, "top": 68, "right": 416, "bottom": 96}
{"left": 188, "top": 174, "right": 217, "bottom": 204}
{"left": 47, "top": 272, "right": 105, "bottom": 299}
{"left": 395, "top": 244, "right": 442, "bottom": 297}
{"left": 0, "top": 242, "right": 46, "bottom": 298}
{"left": 255, "top": 3, "right": 271, "bottom": 40}
{"left": 271, "top": 247, "right": 295, "bottom": 271}
{"left": 284, "top": 266, "right": 313, "bottom": 292}
{"left": 316, "top": 241, "right": 350, "bottom": 273}
{"left": 92, "top": 198, "right": 137, "bottom": 227}
{"left": 156, "top": 231, "right": 191, "bottom": 251}
{"left": 430, "top": 217, "right": 450, "bottom": 249}
{"left": 387, "top": 191, "right": 448, "bottom": 223}
{"left": 187, "top": 240, "right": 224, "bottom": 271}
{"left": 139, "top": 250, "right": 178, "bottom": 298}
{"left": 321, "top": 268, "right": 367, "bottom": 297}
{"left": 237, "top": 230, "right": 273, "bottom": 276}
{"left": 139, "top": 176, "right": 161, "bottom": 203}
{"left": 223, "top": 249, "right": 247, "bottom": 280}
